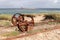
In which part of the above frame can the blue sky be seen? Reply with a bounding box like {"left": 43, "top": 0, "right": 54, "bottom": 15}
{"left": 0, "top": 0, "right": 60, "bottom": 8}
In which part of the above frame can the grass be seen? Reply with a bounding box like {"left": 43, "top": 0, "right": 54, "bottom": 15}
{"left": 0, "top": 13, "right": 60, "bottom": 20}
{"left": 0, "top": 13, "right": 60, "bottom": 27}
{"left": 2, "top": 31, "right": 20, "bottom": 37}
{"left": 0, "top": 20, "right": 11, "bottom": 27}
{"left": 44, "top": 13, "right": 60, "bottom": 20}
{"left": 0, "top": 14, "right": 12, "bottom": 21}
{"left": 27, "top": 27, "right": 44, "bottom": 34}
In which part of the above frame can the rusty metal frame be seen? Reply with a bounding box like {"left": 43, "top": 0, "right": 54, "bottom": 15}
{"left": 12, "top": 13, "right": 34, "bottom": 32}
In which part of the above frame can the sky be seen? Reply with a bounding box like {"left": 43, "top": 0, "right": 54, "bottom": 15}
{"left": 0, "top": 0, "right": 60, "bottom": 8}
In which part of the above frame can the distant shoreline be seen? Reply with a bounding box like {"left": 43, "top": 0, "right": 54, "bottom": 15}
{"left": 0, "top": 8, "right": 60, "bottom": 14}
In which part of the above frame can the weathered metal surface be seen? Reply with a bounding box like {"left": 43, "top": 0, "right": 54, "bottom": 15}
{"left": 12, "top": 13, "right": 34, "bottom": 32}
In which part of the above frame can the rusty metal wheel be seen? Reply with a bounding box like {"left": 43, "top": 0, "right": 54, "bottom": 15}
{"left": 12, "top": 13, "right": 21, "bottom": 26}
{"left": 12, "top": 13, "right": 25, "bottom": 32}
{"left": 12, "top": 13, "right": 34, "bottom": 32}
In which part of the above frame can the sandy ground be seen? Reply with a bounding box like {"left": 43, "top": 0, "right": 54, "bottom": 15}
{"left": 13, "top": 29, "right": 60, "bottom": 40}
{"left": 3, "top": 24, "right": 60, "bottom": 40}
{"left": 24, "top": 14, "right": 45, "bottom": 23}
{"left": 0, "top": 27, "right": 16, "bottom": 34}
{"left": 0, "top": 14, "right": 60, "bottom": 40}
{"left": 0, "top": 23, "right": 60, "bottom": 40}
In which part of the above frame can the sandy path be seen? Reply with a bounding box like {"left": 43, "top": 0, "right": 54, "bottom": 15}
{"left": 0, "top": 21, "right": 60, "bottom": 40}
{"left": 3, "top": 24, "right": 60, "bottom": 40}
{"left": 13, "top": 29, "right": 60, "bottom": 40}
{"left": 4, "top": 28, "right": 60, "bottom": 40}
{"left": 0, "top": 23, "right": 59, "bottom": 34}
{"left": 0, "top": 27, "right": 16, "bottom": 34}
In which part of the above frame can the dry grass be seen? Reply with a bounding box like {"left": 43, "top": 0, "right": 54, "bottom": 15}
{"left": 2, "top": 31, "right": 19, "bottom": 37}
{"left": 0, "top": 14, "right": 12, "bottom": 20}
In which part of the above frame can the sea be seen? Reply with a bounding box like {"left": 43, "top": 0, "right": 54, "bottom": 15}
{"left": 0, "top": 8, "right": 60, "bottom": 14}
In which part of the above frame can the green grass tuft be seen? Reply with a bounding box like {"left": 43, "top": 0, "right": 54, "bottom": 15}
{"left": 2, "top": 31, "right": 20, "bottom": 37}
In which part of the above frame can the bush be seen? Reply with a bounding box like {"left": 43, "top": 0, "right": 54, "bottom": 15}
{"left": 0, "top": 14, "right": 12, "bottom": 20}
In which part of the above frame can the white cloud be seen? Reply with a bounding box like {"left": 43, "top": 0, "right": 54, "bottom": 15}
{"left": 53, "top": 0, "right": 58, "bottom": 3}
{"left": 0, "top": 0, "right": 59, "bottom": 8}
{"left": 49, "top": 0, "right": 58, "bottom": 3}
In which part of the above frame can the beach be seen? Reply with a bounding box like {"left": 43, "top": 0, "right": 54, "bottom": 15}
{"left": 0, "top": 13, "right": 60, "bottom": 40}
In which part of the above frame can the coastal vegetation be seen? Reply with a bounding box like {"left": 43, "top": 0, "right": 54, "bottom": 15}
{"left": 0, "top": 13, "right": 60, "bottom": 39}
{"left": 0, "top": 12, "right": 60, "bottom": 21}
{"left": 0, "top": 13, "right": 60, "bottom": 27}
{"left": 0, "top": 14, "right": 12, "bottom": 21}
